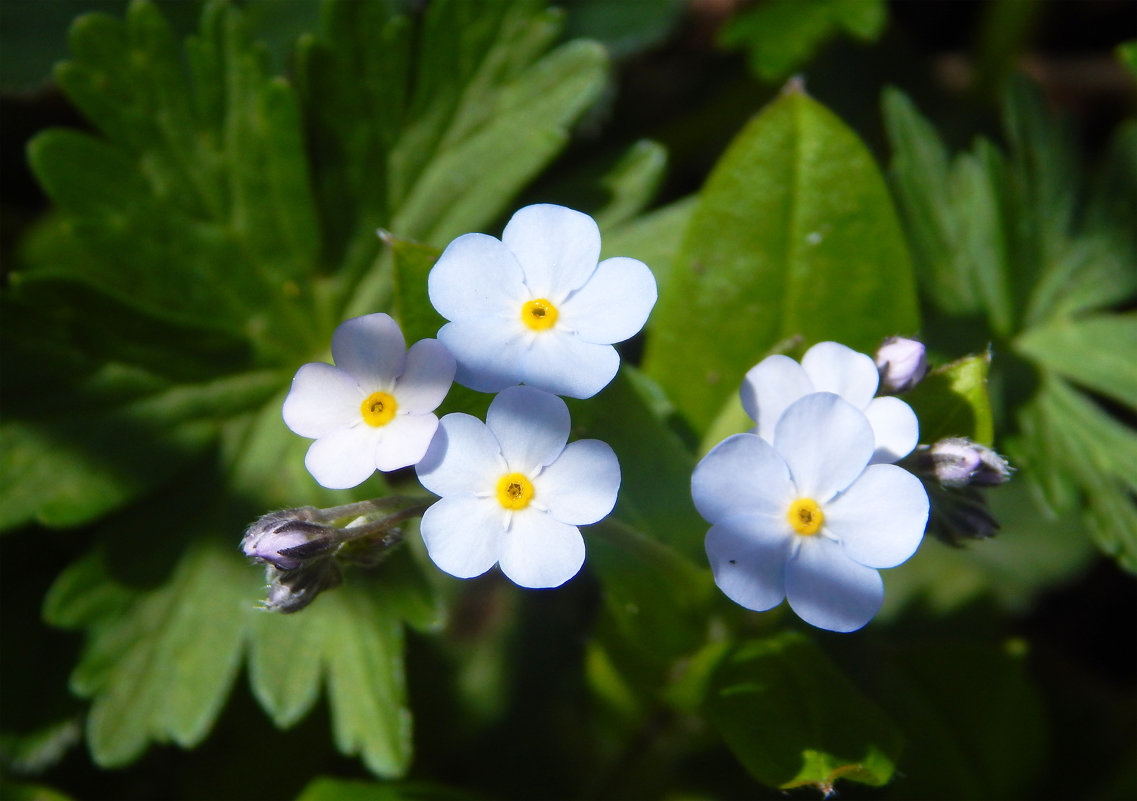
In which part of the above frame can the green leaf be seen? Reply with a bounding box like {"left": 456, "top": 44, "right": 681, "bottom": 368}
{"left": 25, "top": 1, "right": 322, "bottom": 355}
{"left": 588, "top": 519, "right": 712, "bottom": 665}
{"left": 904, "top": 352, "right": 994, "bottom": 445}
{"left": 1014, "top": 313, "right": 1137, "bottom": 410}
{"left": 567, "top": 370, "right": 706, "bottom": 558}
{"left": 644, "top": 88, "right": 919, "bottom": 434}
{"left": 719, "top": 0, "right": 886, "bottom": 82}
{"left": 0, "top": 365, "right": 282, "bottom": 532}
{"left": 43, "top": 542, "right": 248, "bottom": 767}
{"left": 706, "top": 632, "right": 904, "bottom": 792}
{"left": 1016, "top": 376, "right": 1137, "bottom": 571}
{"left": 1119, "top": 40, "right": 1137, "bottom": 80}
{"left": 296, "top": 777, "right": 474, "bottom": 801}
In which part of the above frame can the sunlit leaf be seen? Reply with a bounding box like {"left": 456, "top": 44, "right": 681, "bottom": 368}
{"left": 1014, "top": 314, "right": 1137, "bottom": 410}
{"left": 645, "top": 87, "right": 919, "bottom": 434}
{"left": 905, "top": 352, "right": 994, "bottom": 445}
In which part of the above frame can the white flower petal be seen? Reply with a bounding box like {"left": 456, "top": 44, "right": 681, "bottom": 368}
{"left": 561, "top": 257, "right": 657, "bottom": 344}
{"left": 537, "top": 439, "right": 620, "bottom": 525}
{"left": 498, "top": 509, "right": 585, "bottom": 588}
{"left": 416, "top": 413, "right": 502, "bottom": 497}
{"left": 419, "top": 496, "right": 504, "bottom": 579}
{"left": 486, "top": 386, "right": 570, "bottom": 472}
{"left": 428, "top": 233, "right": 526, "bottom": 322}
{"left": 705, "top": 513, "right": 794, "bottom": 612}
{"left": 864, "top": 396, "right": 919, "bottom": 464}
{"left": 501, "top": 204, "right": 601, "bottom": 298}
{"left": 801, "top": 341, "right": 879, "bottom": 410}
{"left": 826, "top": 464, "right": 928, "bottom": 569}
{"left": 519, "top": 332, "right": 620, "bottom": 399}
{"left": 373, "top": 413, "right": 439, "bottom": 472}
{"left": 741, "top": 355, "right": 814, "bottom": 443}
{"left": 774, "top": 393, "right": 874, "bottom": 500}
{"left": 785, "top": 536, "right": 883, "bottom": 632}
{"left": 396, "top": 338, "right": 455, "bottom": 413}
{"left": 282, "top": 362, "right": 362, "bottom": 438}
{"left": 439, "top": 318, "right": 530, "bottom": 393}
{"left": 692, "top": 433, "right": 794, "bottom": 524}
{"left": 304, "top": 426, "right": 380, "bottom": 489}
{"left": 330, "top": 313, "right": 406, "bottom": 390}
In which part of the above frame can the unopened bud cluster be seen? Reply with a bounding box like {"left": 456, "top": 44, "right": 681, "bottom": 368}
{"left": 902, "top": 437, "right": 1013, "bottom": 546}
{"left": 241, "top": 498, "right": 426, "bottom": 612}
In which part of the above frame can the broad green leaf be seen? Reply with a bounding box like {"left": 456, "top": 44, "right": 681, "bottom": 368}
{"left": 388, "top": 237, "right": 446, "bottom": 348}
{"left": 719, "top": 0, "right": 886, "bottom": 82}
{"left": 1014, "top": 314, "right": 1137, "bottom": 410}
{"left": 904, "top": 352, "right": 994, "bottom": 445}
{"left": 706, "top": 632, "right": 903, "bottom": 792}
{"left": 644, "top": 88, "right": 919, "bottom": 434}
{"left": 43, "top": 542, "right": 248, "bottom": 768}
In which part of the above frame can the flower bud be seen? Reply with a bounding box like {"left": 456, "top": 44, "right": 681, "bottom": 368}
{"left": 875, "top": 336, "right": 928, "bottom": 394}
{"left": 242, "top": 508, "right": 338, "bottom": 570}
{"left": 927, "top": 437, "right": 1012, "bottom": 488}
{"left": 262, "top": 559, "right": 343, "bottom": 614}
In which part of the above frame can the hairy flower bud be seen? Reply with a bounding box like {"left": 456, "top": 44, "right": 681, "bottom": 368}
{"left": 262, "top": 559, "right": 343, "bottom": 614}
{"left": 242, "top": 508, "right": 338, "bottom": 570}
{"left": 874, "top": 336, "right": 928, "bottom": 394}
{"left": 926, "top": 437, "right": 1013, "bottom": 488}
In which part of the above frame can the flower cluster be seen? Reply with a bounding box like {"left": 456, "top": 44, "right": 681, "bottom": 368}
{"left": 273, "top": 204, "right": 653, "bottom": 592}
{"left": 268, "top": 203, "right": 945, "bottom": 630}
{"left": 695, "top": 343, "right": 930, "bottom": 632}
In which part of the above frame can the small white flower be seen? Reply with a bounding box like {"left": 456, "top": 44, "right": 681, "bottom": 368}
{"left": 742, "top": 341, "right": 919, "bottom": 464}
{"left": 416, "top": 386, "right": 620, "bottom": 588}
{"left": 283, "top": 313, "right": 456, "bottom": 489}
{"left": 693, "top": 393, "right": 928, "bottom": 632}
{"left": 427, "top": 204, "right": 657, "bottom": 399}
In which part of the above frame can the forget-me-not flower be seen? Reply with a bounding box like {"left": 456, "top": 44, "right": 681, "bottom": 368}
{"left": 283, "top": 313, "right": 455, "bottom": 489}
{"left": 416, "top": 385, "right": 620, "bottom": 588}
{"left": 693, "top": 393, "right": 929, "bottom": 632}
{"left": 427, "top": 204, "right": 657, "bottom": 399}
{"left": 742, "top": 341, "right": 919, "bottom": 464}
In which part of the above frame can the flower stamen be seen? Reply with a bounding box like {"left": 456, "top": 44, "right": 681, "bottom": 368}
{"left": 361, "top": 391, "right": 398, "bottom": 427}
{"left": 496, "top": 472, "right": 535, "bottom": 510}
{"left": 521, "top": 298, "right": 558, "bottom": 331}
{"left": 788, "top": 497, "right": 824, "bottom": 536}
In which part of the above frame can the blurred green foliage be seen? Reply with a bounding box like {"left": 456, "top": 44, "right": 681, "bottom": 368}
{"left": 1, "top": 2, "right": 1134, "bottom": 800}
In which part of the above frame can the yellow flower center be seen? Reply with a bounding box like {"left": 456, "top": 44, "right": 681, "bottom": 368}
{"left": 360, "top": 391, "right": 398, "bottom": 427}
{"left": 787, "top": 497, "right": 824, "bottom": 536}
{"left": 521, "top": 298, "right": 558, "bottom": 331}
{"left": 496, "top": 472, "right": 535, "bottom": 510}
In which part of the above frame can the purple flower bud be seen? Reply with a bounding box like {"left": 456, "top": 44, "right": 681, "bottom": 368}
{"left": 928, "top": 437, "right": 1012, "bottom": 488}
{"left": 875, "top": 336, "right": 928, "bottom": 394}
{"left": 242, "top": 509, "right": 337, "bottom": 570}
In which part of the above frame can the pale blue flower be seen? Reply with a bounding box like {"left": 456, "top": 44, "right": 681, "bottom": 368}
{"left": 693, "top": 393, "right": 928, "bottom": 632}
{"left": 742, "top": 341, "right": 919, "bottom": 464}
{"left": 416, "top": 386, "right": 620, "bottom": 588}
{"left": 283, "top": 313, "right": 455, "bottom": 489}
{"left": 428, "top": 204, "right": 657, "bottom": 399}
